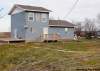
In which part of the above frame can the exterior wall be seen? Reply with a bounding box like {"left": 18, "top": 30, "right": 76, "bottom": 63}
{"left": 25, "top": 12, "right": 49, "bottom": 42}
{"left": 48, "top": 27, "right": 74, "bottom": 40}
{"left": 11, "top": 11, "right": 74, "bottom": 41}
{"left": 11, "top": 12, "right": 26, "bottom": 39}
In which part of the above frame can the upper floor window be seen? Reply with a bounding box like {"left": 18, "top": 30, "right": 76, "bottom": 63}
{"left": 41, "top": 14, "right": 48, "bottom": 22}
{"left": 35, "top": 13, "right": 48, "bottom": 23}
{"left": 28, "top": 12, "right": 34, "bottom": 21}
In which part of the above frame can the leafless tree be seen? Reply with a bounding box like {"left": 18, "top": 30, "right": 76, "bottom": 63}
{"left": 84, "top": 19, "right": 97, "bottom": 39}
{"left": 84, "top": 19, "right": 96, "bottom": 32}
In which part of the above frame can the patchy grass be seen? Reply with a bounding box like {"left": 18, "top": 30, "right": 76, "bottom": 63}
{"left": 0, "top": 39, "right": 100, "bottom": 71}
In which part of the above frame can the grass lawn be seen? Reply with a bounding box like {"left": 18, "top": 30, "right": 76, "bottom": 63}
{"left": 0, "top": 39, "right": 100, "bottom": 71}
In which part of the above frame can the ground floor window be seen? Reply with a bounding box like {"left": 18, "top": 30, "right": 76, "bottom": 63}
{"left": 65, "top": 28, "right": 68, "bottom": 32}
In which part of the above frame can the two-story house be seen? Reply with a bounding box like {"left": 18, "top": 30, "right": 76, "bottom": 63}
{"left": 9, "top": 4, "right": 75, "bottom": 42}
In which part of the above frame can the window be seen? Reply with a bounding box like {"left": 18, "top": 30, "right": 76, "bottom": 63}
{"left": 65, "top": 28, "right": 68, "bottom": 32}
{"left": 28, "top": 12, "right": 34, "bottom": 21}
{"left": 35, "top": 13, "right": 48, "bottom": 22}
{"left": 29, "top": 17, "right": 33, "bottom": 20}
{"left": 41, "top": 14, "right": 48, "bottom": 22}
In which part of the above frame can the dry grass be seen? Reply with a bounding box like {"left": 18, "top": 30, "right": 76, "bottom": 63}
{"left": 0, "top": 39, "right": 100, "bottom": 71}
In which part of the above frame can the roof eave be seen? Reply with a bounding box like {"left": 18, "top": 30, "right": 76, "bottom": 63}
{"left": 8, "top": 4, "right": 52, "bottom": 15}
{"left": 24, "top": 9, "right": 51, "bottom": 13}
{"left": 49, "top": 25, "right": 74, "bottom": 28}
{"left": 8, "top": 5, "right": 24, "bottom": 15}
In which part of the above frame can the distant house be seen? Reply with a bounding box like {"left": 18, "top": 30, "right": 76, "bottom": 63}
{"left": 9, "top": 4, "right": 75, "bottom": 42}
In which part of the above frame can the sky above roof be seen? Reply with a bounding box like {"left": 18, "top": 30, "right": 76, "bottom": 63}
{"left": 0, "top": 0, "right": 100, "bottom": 32}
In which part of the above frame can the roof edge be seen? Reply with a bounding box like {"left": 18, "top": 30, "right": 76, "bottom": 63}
{"left": 8, "top": 4, "right": 24, "bottom": 15}
{"left": 49, "top": 25, "right": 74, "bottom": 28}
{"left": 8, "top": 4, "right": 51, "bottom": 15}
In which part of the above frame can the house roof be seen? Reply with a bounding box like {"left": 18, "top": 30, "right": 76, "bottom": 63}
{"left": 49, "top": 20, "right": 75, "bottom": 28}
{"left": 9, "top": 4, "right": 51, "bottom": 15}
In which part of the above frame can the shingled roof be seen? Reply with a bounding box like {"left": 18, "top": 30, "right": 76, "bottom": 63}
{"left": 9, "top": 4, "right": 51, "bottom": 15}
{"left": 49, "top": 20, "right": 74, "bottom": 28}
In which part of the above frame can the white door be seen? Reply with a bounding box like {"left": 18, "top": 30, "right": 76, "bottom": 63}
{"left": 43, "top": 27, "right": 48, "bottom": 39}
{"left": 43, "top": 27, "right": 48, "bottom": 34}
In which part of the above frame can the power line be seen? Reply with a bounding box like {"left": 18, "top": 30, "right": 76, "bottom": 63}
{"left": 63, "top": 0, "right": 80, "bottom": 19}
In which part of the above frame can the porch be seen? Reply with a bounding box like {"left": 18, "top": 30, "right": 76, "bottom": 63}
{"left": 40, "top": 34, "right": 61, "bottom": 42}
{"left": 0, "top": 38, "right": 25, "bottom": 43}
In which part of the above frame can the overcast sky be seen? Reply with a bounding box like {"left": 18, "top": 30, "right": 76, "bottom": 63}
{"left": 0, "top": 0, "right": 100, "bottom": 32}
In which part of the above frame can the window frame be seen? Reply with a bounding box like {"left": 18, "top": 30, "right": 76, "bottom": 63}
{"left": 41, "top": 13, "right": 48, "bottom": 22}
{"left": 65, "top": 28, "right": 68, "bottom": 32}
{"left": 27, "top": 12, "right": 34, "bottom": 21}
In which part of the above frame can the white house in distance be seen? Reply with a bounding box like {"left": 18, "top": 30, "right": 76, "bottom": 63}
{"left": 8, "top": 4, "right": 75, "bottom": 42}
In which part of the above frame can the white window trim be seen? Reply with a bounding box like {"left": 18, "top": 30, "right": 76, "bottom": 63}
{"left": 28, "top": 12, "right": 34, "bottom": 21}
{"left": 65, "top": 28, "right": 68, "bottom": 32}
{"left": 41, "top": 13, "right": 48, "bottom": 22}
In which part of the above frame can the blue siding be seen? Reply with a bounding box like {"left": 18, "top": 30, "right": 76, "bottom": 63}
{"left": 11, "top": 11, "right": 74, "bottom": 42}
{"left": 48, "top": 27, "right": 74, "bottom": 39}
{"left": 25, "top": 12, "right": 49, "bottom": 42}
{"left": 11, "top": 12, "right": 26, "bottom": 39}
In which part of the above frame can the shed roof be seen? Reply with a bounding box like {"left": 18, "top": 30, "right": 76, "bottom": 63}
{"left": 49, "top": 20, "right": 75, "bottom": 28}
{"left": 9, "top": 4, "right": 51, "bottom": 15}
